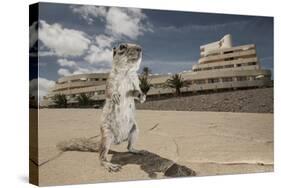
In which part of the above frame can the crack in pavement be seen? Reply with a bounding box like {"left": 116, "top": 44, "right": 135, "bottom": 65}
{"left": 146, "top": 124, "right": 182, "bottom": 173}
{"left": 88, "top": 134, "right": 100, "bottom": 139}
{"left": 30, "top": 151, "right": 65, "bottom": 167}
{"left": 146, "top": 124, "right": 180, "bottom": 160}
{"left": 173, "top": 138, "right": 180, "bottom": 157}
{"left": 184, "top": 160, "right": 273, "bottom": 166}
{"left": 148, "top": 123, "right": 159, "bottom": 131}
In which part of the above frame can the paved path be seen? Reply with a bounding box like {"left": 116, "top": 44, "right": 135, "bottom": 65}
{"left": 32, "top": 109, "right": 273, "bottom": 186}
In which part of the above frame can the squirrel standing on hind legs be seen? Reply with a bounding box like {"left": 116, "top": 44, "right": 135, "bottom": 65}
{"left": 99, "top": 43, "right": 146, "bottom": 172}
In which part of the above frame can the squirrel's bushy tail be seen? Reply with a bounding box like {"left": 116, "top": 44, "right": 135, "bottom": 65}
{"left": 56, "top": 136, "right": 100, "bottom": 152}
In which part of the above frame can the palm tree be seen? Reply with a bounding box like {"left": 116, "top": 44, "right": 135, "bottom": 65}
{"left": 76, "top": 93, "right": 92, "bottom": 107}
{"left": 166, "top": 74, "right": 184, "bottom": 96}
{"left": 142, "top": 66, "right": 151, "bottom": 77}
{"left": 139, "top": 66, "right": 152, "bottom": 95}
{"left": 139, "top": 76, "right": 151, "bottom": 95}
{"left": 52, "top": 94, "right": 68, "bottom": 108}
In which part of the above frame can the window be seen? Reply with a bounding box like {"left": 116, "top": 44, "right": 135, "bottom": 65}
{"left": 214, "top": 66, "right": 223, "bottom": 69}
{"left": 237, "top": 76, "right": 247, "bottom": 81}
{"left": 214, "top": 78, "right": 220, "bottom": 83}
{"left": 102, "top": 78, "right": 107, "bottom": 81}
{"left": 194, "top": 68, "right": 202, "bottom": 72}
{"left": 97, "top": 90, "right": 105, "bottom": 95}
{"left": 208, "top": 79, "right": 213, "bottom": 84}
{"left": 247, "top": 76, "right": 254, "bottom": 81}
{"left": 225, "top": 57, "right": 235, "bottom": 61}
{"left": 203, "top": 67, "right": 212, "bottom": 71}
{"left": 208, "top": 78, "right": 220, "bottom": 83}
{"left": 222, "top": 77, "right": 233, "bottom": 82}
{"left": 194, "top": 79, "right": 206, "bottom": 85}
{"left": 248, "top": 62, "right": 257, "bottom": 66}
{"left": 224, "top": 51, "right": 234, "bottom": 54}
{"left": 224, "top": 64, "right": 234, "bottom": 68}
{"left": 95, "top": 78, "right": 99, "bottom": 81}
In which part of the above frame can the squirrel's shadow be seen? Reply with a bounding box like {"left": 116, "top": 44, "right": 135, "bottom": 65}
{"left": 57, "top": 137, "right": 196, "bottom": 178}
{"left": 110, "top": 150, "right": 196, "bottom": 178}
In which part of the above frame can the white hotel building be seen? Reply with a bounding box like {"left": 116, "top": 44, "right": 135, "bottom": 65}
{"left": 42, "top": 34, "right": 272, "bottom": 107}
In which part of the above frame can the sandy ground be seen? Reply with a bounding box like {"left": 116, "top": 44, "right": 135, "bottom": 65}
{"left": 31, "top": 109, "right": 273, "bottom": 186}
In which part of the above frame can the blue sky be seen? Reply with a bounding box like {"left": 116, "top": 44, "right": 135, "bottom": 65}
{"left": 30, "top": 2, "right": 273, "bottom": 85}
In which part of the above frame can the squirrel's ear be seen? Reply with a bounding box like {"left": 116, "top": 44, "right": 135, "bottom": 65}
{"left": 113, "top": 47, "right": 116, "bottom": 57}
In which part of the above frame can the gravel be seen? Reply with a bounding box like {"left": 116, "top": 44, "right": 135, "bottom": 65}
{"left": 136, "top": 88, "right": 273, "bottom": 113}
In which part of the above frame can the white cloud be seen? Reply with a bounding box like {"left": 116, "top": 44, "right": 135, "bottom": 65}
{"left": 29, "top": 21, "right": 38, "bottom": 48}
{"left": 72, "top": 67, "right": 91, "bottom": 75}
{"left": 105, "top": 7, "right": 152, "bottom": 39}
{"left": 38, "top": 51, "right": 56, "bottom": 56}
{"left": 57, "top": 58, "right": 77, "bottom": 68}
{"left": 70, "top": 5, "right": 153, "bottom": 70}
{"left": 72, "top": 6, "right": 107, "bottom": 24}
{"left": 71, "top": 6, "right": 153, "bottom": 40}
{"left": 39, "top": 20, "right": 91, "bottom": 57}
{"left": 84, "top": 45, "right": 112, "bottom": 66}
{"left": 58, "top": 68, "right": 71, "bottom": 76}
{"left": 56, "top": 57, "right": 110, "bottom": 77}
{"left": 73, "top": 67, "right": 110, "bottom": 75}
{"left": 29, "top": 50, "right": 56, "bottom": 57}
{"left": 95, "top": 34, "right": 114, "bottom": 48}
{"left": 83, "top": 35, "right": 114, "bottom": 66}
{"left": 57, "top": 67, "right": 110, "bottom": 76}
{"left": 30, "top": 77, "right": 55, "bottom": 103}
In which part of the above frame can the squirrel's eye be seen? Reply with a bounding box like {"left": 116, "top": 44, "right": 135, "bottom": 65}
{"left": 119, "top": 44, "right": 127, "bottom": 50}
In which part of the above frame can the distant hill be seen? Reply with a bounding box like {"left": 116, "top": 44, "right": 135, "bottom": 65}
{"left": 137, "top": 88, "right": 273, "bottom": 113}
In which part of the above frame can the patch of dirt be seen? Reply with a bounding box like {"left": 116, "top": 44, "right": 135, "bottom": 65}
{"left": 137, "top": 88, "right": 273, "bottom": 113}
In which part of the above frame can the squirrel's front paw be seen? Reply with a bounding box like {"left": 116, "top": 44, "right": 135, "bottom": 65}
{"left": 140, "top": 93, "right": 146, "bottom": 103}
{"left": 112, "top": 93, "right": 120, "bottom": 104}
